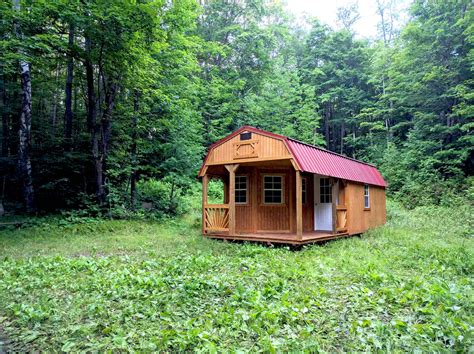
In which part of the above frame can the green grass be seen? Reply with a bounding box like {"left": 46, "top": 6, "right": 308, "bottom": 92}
{"left": 0, "top": 203, "right": 472, "bottom": 352}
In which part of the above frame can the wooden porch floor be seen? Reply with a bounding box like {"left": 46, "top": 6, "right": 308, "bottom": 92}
{"left": 204, "top": 230, "right": 350, "bottom": 245}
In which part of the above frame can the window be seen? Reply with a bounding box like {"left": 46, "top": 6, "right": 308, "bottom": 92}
{"left": 263, "top": 175, "right": 283, "bottom": 204}
{"left": 364, "top": 184, "right": 370, "bottom": 209}
{"left": 302, "top": 177, "right": 307, "bottom": 204}
{"left": 240, "top": 132, "right": 252, "bottom": 140}
{"left": 320, "top": 178, "right": 332, "bottom": 203}
{"left": 235, "top": 176, "right": 248, "bottom": 204}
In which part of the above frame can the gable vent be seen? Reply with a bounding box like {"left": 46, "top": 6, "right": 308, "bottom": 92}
{"left": 240, "top": 132, "right": 252, "bottom": 141}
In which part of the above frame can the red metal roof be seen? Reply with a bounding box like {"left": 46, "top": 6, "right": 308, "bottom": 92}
{"left": 287, "top": 139, "right": 387, "bottom": 187}
{"left": 199, "top": 126, "right": 386, "bottom": 187}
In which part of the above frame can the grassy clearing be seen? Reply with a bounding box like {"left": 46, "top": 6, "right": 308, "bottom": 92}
{"left": 0, "top": 203, "right": 472, "bottom": 351}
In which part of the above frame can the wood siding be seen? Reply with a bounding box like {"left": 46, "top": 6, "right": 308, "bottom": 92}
{"left": 207, "top": 131, "right": 293, "bottom": 166}
{"left": 233, "top": 171, "right": 385, "bottom": 236}
{"left": 302, "top": 174, "right": 314, "bottom": 232}
{"left": 232, "top": 167, "right": 315, "bottom": 234}
{"left": 345, "top": 182, "right": 386, "bottom": 235}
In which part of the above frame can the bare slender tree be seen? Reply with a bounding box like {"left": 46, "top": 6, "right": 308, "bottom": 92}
{"left": 64, "top": 23, "right": 74, "bottom": 150}
{"left": 13, "top": 0, "right": 34, "bottom": 213}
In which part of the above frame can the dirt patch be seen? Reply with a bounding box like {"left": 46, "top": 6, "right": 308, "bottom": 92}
{"left": 0, "top": 326, "right": 11, "bottom": 354}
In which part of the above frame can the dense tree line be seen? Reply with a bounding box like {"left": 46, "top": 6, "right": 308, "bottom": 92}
{"left": 0, "top": 0, "right": 472, "bottom": 215}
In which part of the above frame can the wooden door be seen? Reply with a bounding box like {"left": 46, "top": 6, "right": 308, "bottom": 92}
{"left": 256, "top": 170, "right": 290, "bottom": 232}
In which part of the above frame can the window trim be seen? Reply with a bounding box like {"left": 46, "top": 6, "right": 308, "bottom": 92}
{"left": 235, "top": 175, "right": 249, "bottom": 205}
{"left": 262, "top": 174, "right": 285, "bottom": 205}
{"left": 364, "top": 184, "right": 370, "bottom": 210}
{"left": 319, "top": 177, "right": 332, "bottom": 204}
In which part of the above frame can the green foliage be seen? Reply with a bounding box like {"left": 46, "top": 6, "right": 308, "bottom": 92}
{"left": 0, "top": 204, "right": 472, "bottom": 351}
{"left": 207, "top": 178, "right": 224, "bottom": 204}
{"left": 137, "top": 178, "right": 194, "bottom": 216}
{"left": 0, "top": 0, "right": 472, "bottom": 212}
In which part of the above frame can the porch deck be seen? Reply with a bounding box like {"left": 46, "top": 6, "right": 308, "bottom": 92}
{"left": 204, "top": 230, "right": 350, "bottom": 245}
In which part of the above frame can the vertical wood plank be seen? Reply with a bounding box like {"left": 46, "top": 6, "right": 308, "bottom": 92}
{"left": 251, "top": 167, "right": 258, "bottom": 233}
{"left": 289, "top": 171, "right": 294, "bottom": 233}
{"left": 202, "top": 174, "right": 208, "bottom": 235}
{"left": 225, "top": 164, "right": 239, "bottom": 236}
{"left": 296, "top": 170, "right": 303, "bottom": 240}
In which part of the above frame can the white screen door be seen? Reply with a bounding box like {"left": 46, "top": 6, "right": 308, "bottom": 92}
{"left": 314, "top": 176, "right": 333, "bottom": 231}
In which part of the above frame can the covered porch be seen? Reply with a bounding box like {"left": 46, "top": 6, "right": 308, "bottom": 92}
{"left": 201, "top": 159, "right": 349, "bottom": 245}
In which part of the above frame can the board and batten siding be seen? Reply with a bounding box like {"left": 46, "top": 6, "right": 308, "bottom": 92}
{"left": 345, "top": 183, "right": 386, "bottom": 235}
{"left": 233, "top": 168, "right": 387, "bottom": 236}
{"left": 206, "top": 132, "right": 293, "bottom": 166}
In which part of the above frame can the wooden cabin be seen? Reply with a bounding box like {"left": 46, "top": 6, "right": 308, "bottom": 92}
{"left": 199, "top": 126, "right": 387, "bottom": 245}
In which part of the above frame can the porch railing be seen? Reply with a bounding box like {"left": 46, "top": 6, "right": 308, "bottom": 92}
{"left": 336, "top": 205, "right": 347, "bottom": 233}
{"left": 204, "top": 204, "right": 229, "bottom": 233}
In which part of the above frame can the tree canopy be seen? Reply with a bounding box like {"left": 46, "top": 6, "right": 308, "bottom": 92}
{"left": 0, "top": 0, "right": 472, "bottom": 214}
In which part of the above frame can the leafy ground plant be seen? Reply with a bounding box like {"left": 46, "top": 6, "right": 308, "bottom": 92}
{"left": 0, "top": 202, "right": 472, "bottom": 351}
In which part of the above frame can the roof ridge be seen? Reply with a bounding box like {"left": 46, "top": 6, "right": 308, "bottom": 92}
{"left": 287, "top": 137, "right": 377, "bottom": 168}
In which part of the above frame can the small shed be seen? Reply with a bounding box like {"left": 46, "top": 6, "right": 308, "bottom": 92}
{"left": 199, "top": 126, "right": 386, "bottom": 245}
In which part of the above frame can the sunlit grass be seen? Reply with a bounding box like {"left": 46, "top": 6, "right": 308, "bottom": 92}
{"left": 0, "top": 202, "right": 472, "bottom": 351}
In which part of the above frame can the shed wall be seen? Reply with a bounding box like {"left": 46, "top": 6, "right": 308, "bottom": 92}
{"left": 345, "top": 182, "right": 386, "bottom": 235}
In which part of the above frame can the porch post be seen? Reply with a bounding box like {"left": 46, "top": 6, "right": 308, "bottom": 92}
{"left": 332, "top": 179, "right": 337, "bottom": 234}
{"left": 225, "top": 164, "right": 239, "bottom": 235}
{"left": 296, "top": 170, "right": 303, "bottom": 240}
{"left": 202, "top": 174, "right": 208, "bottom": 235}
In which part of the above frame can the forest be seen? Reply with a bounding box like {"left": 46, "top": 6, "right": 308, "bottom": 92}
{"left": 0, "top": 1, "right": 473, "bottom": 351}
{"left": 0, "top": 0, "right": 472, "bottom": 216}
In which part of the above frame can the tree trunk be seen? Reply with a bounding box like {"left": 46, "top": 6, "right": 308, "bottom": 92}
{"left": 14, "top": 0, "right": 34, "bottom": 213}
{"left": 64, "top": 24, "right": 74, "bottom": 150}
{"left": 50, "top": 64, "right": 60, "bottom": 139}
{"left": 1, "top": 78, "right": 9, "bottom": 157}
{"left": 324, "top": 104, "right": 330, "bottom": 149}
{"left": 340, "top": 119, "right": 345, "bottom": 154}
{"left": 18, "top": 61, "right": 34, "bottom": 213}
{"left": 130, "top": 91, "right": 139, "bottom": 209}
{"left": 84, "top": 36, "right": 103, "bottom": 204}
{"left": 85, "top": 37, "right": 96, "bottom": 134}
{"left": 95, "top": 73, "right": 117, "bottom": 205}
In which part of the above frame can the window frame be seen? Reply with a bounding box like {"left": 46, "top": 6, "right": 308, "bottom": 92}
{"left": 235, "top": 175, "right": 249, "bottom": 205}
{"left": 319, "top": 177, "right": 332, "bottom": 204}
{"left": 262, "top": 174, "right": 285, "bottom": 205}
{"left": 364, "top": 184, "right": 370, "bottom": 209}
{"left": 302, "top": 176, "right": 308, "bottom": 204}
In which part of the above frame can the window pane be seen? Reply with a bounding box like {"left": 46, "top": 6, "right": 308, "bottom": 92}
{"left": 236, "top": 190, "right": 246, "bottom": 203}
{"left": 364, "top": 185, "right": 369, "bottom": 208}
{"left": 264, "top": 190, "right": 272, "bottom": 203}
{"left": 235, "top": 176, "right": 247, "bottom": 203}
{"left": 263, "top": 176, "right": 283, "bottom": 204}
{"left": 273, "top": 193, "right": 282, "bottom": 203}
{"left": 319, "top": 178, "right": 332, "bottom": 203}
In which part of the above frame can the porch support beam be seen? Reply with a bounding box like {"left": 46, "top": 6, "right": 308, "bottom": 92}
{"left": 332, "top": 178, "right": 337, "bottom": 234}
{"left": 202, "top": 174, "right": 208, "bottom": 235}
{"left": 296, "top": 170, "right": 303, "bottom": 240}
{"left": 225, "top": 164, "right": 240, "bottom": 235}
